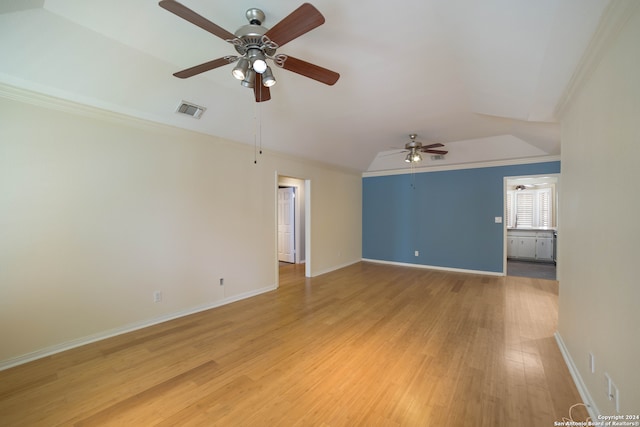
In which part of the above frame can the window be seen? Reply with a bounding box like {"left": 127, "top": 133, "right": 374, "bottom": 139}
{"left": 506, "top": 187, "right": 553, "bottom": 228}
{"left": 538, "top": 189, "right": 551, "bottom": 228}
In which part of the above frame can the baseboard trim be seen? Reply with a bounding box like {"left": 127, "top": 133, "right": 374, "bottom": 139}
{"left": 311, "top": 259, "right": 361, "bottom": 277}
{"left": 362, "top": 258, "right": 504, "bottom": 276}
{"left": 554, "top": 331, "right": 599, "bottom": 420}
{"left": 0, "top": 284, "right": 276, "bottom": 371}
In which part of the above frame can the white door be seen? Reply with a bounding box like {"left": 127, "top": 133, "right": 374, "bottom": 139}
{"left": 278, "top": 187, "right": 295, "bottom": 263}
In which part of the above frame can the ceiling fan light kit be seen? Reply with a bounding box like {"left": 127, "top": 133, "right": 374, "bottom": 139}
{"left": 159, "top": 1, "right": 340, "bottom": 102}
{"left": 402, "top": 134, "right": 448, "bottom": 164}
{"left": 231, "top": 58, "right": 250, "bottom": 80}
{"left": 261, "top": 67, "right": 277, "bottom": 87}
{"left": 240, "top": 69, "right": 256, "bottom": 88}
{"left": 246, "top": 47, "right": 268, "bottom": 74}
{"left": 405, "top": 151, "right": 422, "bottom": 163}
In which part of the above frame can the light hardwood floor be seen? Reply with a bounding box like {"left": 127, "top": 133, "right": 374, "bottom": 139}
{"left": 0, "top": 262, "right": 588, "bottom": 426}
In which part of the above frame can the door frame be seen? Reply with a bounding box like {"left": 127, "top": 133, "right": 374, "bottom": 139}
{"left": 275, "top": 172, "right": 311, "bottom": 283}
{"left": 503, "top": 173, "right": 560, "bottom": 276}
{"left": 277, "top": 186, "right": 296, "bottom": 263}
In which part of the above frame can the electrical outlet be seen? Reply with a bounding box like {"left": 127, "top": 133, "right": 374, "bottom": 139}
{"left": 153, "top": 291, "right": 162, "bottom": 303}
{"left": 414, "top": 250, "right": 419, "bottom": 257}
{"left": 219, "top": 278, "right": 224, "bottom": 286}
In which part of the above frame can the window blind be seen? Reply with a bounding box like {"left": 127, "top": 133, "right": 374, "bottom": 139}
{"left": 516, "top": 192, "right": 534, "bottom": 228}
{"left": 506, "top": 187, "right": 554, "bottom": 228}
{"left": 538, "top": 189, "right": 551, "bottom": 228}
{"left": 506, "top": 192, "right": 513, "bottom": 227}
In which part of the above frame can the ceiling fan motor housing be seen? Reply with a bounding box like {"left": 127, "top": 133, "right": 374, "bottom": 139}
{"left": 233, "top": 9, "right": 276, "bottom": 56}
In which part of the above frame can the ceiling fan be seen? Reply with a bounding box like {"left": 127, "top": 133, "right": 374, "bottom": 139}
{"left": 159, "top": 1, "right": 340, "bottom": 102}
{"left": 400, "top": 134, "right": 448, "bottom": 163}
{"left": 514, "top": 184, "right": 535, "bottom": 190}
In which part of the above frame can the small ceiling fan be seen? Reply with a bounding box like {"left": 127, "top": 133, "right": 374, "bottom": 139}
{"left": 159, "top": 1, "right": 340, "bottom": 102}
{"left": 399, "top": 134, "right": 448, "bottom": 163}
{"left": 514, "top": 184, "right": 535, "bottom": 190}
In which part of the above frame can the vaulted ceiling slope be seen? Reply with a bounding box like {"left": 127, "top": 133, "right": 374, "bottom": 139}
{"left": 0, "top": 0, "right": 609, "bottom": 172}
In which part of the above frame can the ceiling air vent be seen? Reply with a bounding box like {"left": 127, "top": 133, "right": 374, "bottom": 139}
{"left": 430, "top": 154, "right": 445, "bottom": 161}
{"left": 176, "top": 101, "right": 206, "bottom": 119}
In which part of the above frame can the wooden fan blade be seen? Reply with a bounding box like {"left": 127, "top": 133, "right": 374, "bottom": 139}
{"left": 423, "top": 149, "right": 448, "bottom": 155}
{"left": 422, "top": 143, "right": 445, "bottom": 149}
{"left": 254, "top": 73, "right": 271, "bottom": 102}
{"left": 159, "top": 0, "right": 235, "bottom": 41}
{"left": 264, "top": 3, "right": 325, "bottom": 47}
{"left": 281, "top": 56, "right": 340, "bottom": 86}
{"left": 173, "top": 57, "right": 234, "bottom": 79}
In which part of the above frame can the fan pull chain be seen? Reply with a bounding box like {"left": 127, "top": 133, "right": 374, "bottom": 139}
{"left": 410, "top": 163, "right": 416, "bottom": 189}
{"left": 253, "top": 97, "right": 263, "bottom": 164}
{"left": 253, "top": 98, "right": 258, "bottom": 163}
{"left": 258, "top": 101, "right": 263, "bottom": 156}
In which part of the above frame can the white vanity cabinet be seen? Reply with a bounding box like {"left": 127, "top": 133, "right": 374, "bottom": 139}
{"left": 535, "top": 236, "right": 554, "bottom": 261}
{"left": 507, "top": 229, "right": 555, "bottom": 262}
{"left": 507, "top": 233, "right": 536, "bottom": 259}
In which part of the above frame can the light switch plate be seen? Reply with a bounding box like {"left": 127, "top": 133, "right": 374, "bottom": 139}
{"left": 495, "top": 217, "right": 503, "bottom": 223}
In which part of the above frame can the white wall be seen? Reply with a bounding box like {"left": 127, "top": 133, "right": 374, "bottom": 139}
{"left": 0, "top": 90, "right": 362, "bottom": 367}
{"left": 558, "top": 3, "right": 640, "bottom": 415}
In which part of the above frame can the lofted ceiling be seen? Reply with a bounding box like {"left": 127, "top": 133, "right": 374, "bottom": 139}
{"left": 0, "top": 0, "right": 609, "bottom": 172}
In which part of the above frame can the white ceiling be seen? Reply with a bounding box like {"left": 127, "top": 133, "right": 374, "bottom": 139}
{"left": 0, "top": 0, "right": 609, "bottom": 172}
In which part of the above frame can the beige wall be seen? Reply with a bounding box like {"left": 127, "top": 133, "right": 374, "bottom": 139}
{"left": 558, "top": 4, "right": 640, "bottom": 415}
{"left": 0, "top": 92, "right": 362, "bottom": 366}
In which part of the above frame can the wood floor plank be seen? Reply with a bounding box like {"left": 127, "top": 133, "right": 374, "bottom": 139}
{"left": 0, "top": 262, "right": 588, "bottom": 426}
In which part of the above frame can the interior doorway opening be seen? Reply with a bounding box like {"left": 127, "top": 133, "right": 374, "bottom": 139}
{"left": 277, "top": 186, "right": 296, "bottom": 264}
{"left": 504, "top": 174, "right": 559, "bottom": 280}
{"left": 277, "top": 175, "right": 310, "bottom": 278}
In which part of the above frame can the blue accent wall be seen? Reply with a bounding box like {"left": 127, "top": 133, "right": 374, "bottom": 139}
{"left": 362, "top": 161, "right": 560, "bottom": 273}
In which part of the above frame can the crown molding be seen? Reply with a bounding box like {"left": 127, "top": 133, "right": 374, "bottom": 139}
{"left": 554, "top": 0, "right": 640, "bottom": 119}
{"left": 0, "top": 81, "right": 187, "bottom": 134}
{"left": 0, "top": 81, "right": 362, "bottom": 176}
{"left": 362, "top": 155, "right": 561, "bottom": 178}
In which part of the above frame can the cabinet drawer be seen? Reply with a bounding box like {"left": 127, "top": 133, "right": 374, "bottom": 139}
{"left": 535, "top": 231, "right": 554, "bottom": 238}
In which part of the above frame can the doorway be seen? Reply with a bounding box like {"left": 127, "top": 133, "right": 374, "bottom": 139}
{"left": 277, "top": 175, "right": 309, "bottom": 277}
{"left": 277, "top": 186, "right": 296, "bottom": 264}
{"left": 504, "top": 174, "right": 559, "bottom": 280}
